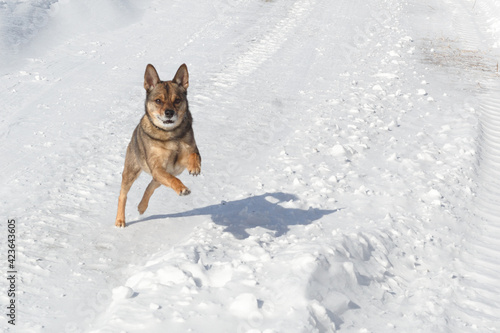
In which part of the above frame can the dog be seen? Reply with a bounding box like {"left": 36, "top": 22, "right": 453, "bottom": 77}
{"left": 115, "top": 64, "right": 201, "bottom": 227}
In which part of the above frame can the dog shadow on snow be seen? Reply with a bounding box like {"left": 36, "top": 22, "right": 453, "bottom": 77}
{"left": 131, "top": 192, "right": 338, "bottom": 239}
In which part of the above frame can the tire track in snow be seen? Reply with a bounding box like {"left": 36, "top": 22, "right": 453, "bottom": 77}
{"left": 211, "top": 0, "right": 315, "bottom": 89}
{"left": 446, "top": 0, "right": 500, "bottom": 328}
{"left": 459, "top": 84, "right": 500, "bottom": 323}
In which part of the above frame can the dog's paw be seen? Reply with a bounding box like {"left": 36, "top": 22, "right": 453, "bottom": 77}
{"left": 138, "top": 197, "right": 150, "bottom": 215}
{"left": 187, "top": 153, "right": 201, "bottom": 176}
{"left": 179, "top": 187, "right": 191, "bottom": 196}
{"left": 115, "top": 219, "right": 126, "bottom": 228}
{"left": 170, "top": 177, "right": 190, "bottom": 196}
{"left": 189, "top": 168, "right": 201, "bottom": 176}
{"left": 138, "top": 202, "right": 147, "bottom": 215}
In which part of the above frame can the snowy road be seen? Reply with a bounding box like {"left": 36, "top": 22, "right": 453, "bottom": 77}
{"left": 1, "top": 0, "right": 500, "bottom": 332}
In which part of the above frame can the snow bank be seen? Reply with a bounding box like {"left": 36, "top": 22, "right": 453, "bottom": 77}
{"left": 0, "top": 0, "right": 143, "bottom": 70}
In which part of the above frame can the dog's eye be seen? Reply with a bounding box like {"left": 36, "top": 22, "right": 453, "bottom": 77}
{"left": 174, "top": 98, "right": 182, "bottom": 105}
{"left": 155, "top": 99, "right": 162, "bottom": 104}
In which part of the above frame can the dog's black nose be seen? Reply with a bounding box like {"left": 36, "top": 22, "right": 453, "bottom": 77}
{"left": 165, "top": 109, "right": 175, "bottom": 118}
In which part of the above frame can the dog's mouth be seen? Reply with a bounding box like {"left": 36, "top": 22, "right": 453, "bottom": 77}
{"left": 156, "top": 114, "right": 178, "bottom": 128}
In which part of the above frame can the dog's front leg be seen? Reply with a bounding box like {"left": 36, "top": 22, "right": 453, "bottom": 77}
{"left": 187, "top": 152, "right": 201, "bottom": 176}
{"left": 151, "top": 166, "right": 190, "bottom": 196}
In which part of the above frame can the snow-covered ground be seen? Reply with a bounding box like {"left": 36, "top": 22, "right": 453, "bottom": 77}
{"left": 1, "top": 0, "right": 500, "bottom": 332}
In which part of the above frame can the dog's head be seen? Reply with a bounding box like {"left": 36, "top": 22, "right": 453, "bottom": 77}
{"left": 143, "top": 64, "right": 189, "bottom": 130}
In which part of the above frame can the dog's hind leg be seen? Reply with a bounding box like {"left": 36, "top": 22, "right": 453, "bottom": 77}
{"left": 115, "top": 162, "right": 141, "bottom": 228}
{"left": 138, "top": 179, "right": 161, "bottom": 215}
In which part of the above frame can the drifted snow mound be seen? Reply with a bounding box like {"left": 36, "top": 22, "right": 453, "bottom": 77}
{"left": 90, "top": 224, "right": 401, "bottom": 333}
{"left": 112, "top": 285, "right": 134, "bottom": 300}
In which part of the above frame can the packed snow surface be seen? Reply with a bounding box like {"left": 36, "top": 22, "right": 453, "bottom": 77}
{"left": 1, "top": 0, "right": 500, "bottom": 332}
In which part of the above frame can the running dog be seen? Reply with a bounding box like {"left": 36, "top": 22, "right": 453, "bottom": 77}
{"left": 115, "top": 64, "right": 201, "bottom": 227}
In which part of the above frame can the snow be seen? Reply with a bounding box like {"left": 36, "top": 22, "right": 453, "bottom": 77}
{"left": 1, "top": 0, "right": 500, "bottom": 332}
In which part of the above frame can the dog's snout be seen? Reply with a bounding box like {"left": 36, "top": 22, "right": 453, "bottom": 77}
{"left": 165, "top": 109, "right": 175, "bottom": 118}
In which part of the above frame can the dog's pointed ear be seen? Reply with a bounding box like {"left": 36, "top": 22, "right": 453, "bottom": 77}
{"left": 173, "top": 64, "right": 189, "bottom": 90}
{"left": 144, "top": 64, "right": 160, "bottom": 91}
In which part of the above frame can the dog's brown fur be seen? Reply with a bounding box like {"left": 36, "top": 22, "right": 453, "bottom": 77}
{"left": 115, "top": 64, "right": 201, "bottom": 227}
